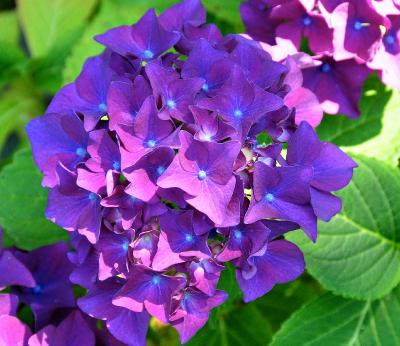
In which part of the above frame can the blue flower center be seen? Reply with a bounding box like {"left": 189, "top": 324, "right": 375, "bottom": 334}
{"left": 202, "top": 83, "right": 209, "bottom": 92}
{"left": 385, "top": 34, "right": 395, "bottom": 45}
{"left": 98, "top": 103, "right": 107, "bottom": 113}
{"left": 151, "top": 276, "right": 161, "bottom": 285}
{"left": 146, "top": 139, "right": 156, "bottom": 148}
{"left": 233, "top": 109, "right": 243, "bottom": 118}
{"left": 166, "top": 99, "right": 176, "bottom": 109}
{"left": 122, "top": 240, "right": 129, "bottom": 252}
{"left": 303, "top": 15, "right": 312, "bottom": 26}
{"left": 233, "top": 229, "right": 242, "bottom": 240}
{"left": 265, "top": 193, "right": 275, "bottom": 203}
{"left": 198, "top": 170, "right": 207, "bottom": 180}
{"left": 321, "top": 63, "right": 331, "bottom": 73}
{"left": 353, "top": 20, "right": 363, "bottom": 31}
{"left": 185, "top": 233, "right": 194, "bottom": 242}
{"left": 130, "top": 196, "right": 138, "bottom": 204}
{"left": 143, "top": 50, "right": 154, "bottom": 59}
{"left": 31, "top": 285, "right": 42, "bottom": 294}
{"left": 88, "top": 193, "right": 98, "bottom": 201}
{"left": 75, "top": 147, "right": 86, "bottom": 157}
{"left": 113, "top": 161, "right": 121, "bottom": 170}
{"left": 157, "top": 166, "right": 165, "bottom": 176}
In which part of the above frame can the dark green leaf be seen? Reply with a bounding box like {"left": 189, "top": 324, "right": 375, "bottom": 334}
{"left": 0, "top": 148, "right": 67, "bottom": 250}
{"left": 271, "top": 286, "right": 400, "bottom": 346}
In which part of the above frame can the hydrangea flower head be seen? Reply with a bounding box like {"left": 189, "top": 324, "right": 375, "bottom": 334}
{"left": 27, "top": 0, "right": 356, "bottom": 344}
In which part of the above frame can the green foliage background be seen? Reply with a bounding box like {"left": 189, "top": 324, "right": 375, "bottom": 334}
{"left": 0, "top": 0, "right": 399, "bottom": 345}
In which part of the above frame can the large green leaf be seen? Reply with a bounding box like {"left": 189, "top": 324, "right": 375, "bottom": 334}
{"left": 63, "top": 0, "right": 244, "bottom": 84}
{"left": 318, "top": 75, "right": 400, "bottom": 166}
{"left": 271, "top": 286, "right": 400, "bottom": 346}
{"left": 17, "top": 0, "right": 97, "bottom": 58}
{"left": 0, "top": 148, "right": 67, "bottom": 250}
{"left": 288, "top": 155, "right": 400, "bottom": 300}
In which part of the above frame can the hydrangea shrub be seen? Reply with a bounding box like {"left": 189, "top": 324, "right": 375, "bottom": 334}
{"left": 1, "top": 0, "right": 360, "bottom": 344}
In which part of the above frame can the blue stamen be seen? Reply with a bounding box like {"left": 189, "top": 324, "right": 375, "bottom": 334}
{"left": 88, "top": 193, "right": 98, "bottom": 201}
{"left": 157, "top": 166, "right": 165, "bottom": 176}
{"left": 152, "top": 276, "right": 161, "bottom": 285}
{"left": 385, "top": 34, "right": 395, "bottom": 45}
{"left": 198, "top": 170, "right": 207, "bottom": 180}
{"left": 202, "top": 83, "right": 209, "bottom": 92}
{"left": 166, "top": 99, "right": 176, "bottom": 109}
{"left": 321, "top": 63, "right": 331, "bottom": 73}
{"left": 75, "top": 147, "right": 86, "bottom": 157}
{"left": 303, "top": 16, "right": 312, "bottom": 26}
{"left": 233, "top": 229, "right": 242, "bottom": 240}
{"left": 113, "top": 161, "right": 121, "bottom": 171}
{"left": 122, "top": 241, "right": 129, "bottom": 252}
{"left": 143, "top": 50, "right": 154, "bottom": 59}
{"left": 265, "top": 193, "right": 275, "bottom": 203}
{"left": 185, "top": 234, "right": 194, "bottom": 242}
{"left": 233, "top": 109, "right": 243, "bottom": 118}
{"left": 147, "top": 139, "right": 156, "bottom": 148}
{"left": 98, "top": 103, "right": 107, "bottom": 113}
{"left": 353, "top": 20, "right": 363, "bottom": 30}
{"left": 32, "top": 285, "right": 42, "bottom": 294}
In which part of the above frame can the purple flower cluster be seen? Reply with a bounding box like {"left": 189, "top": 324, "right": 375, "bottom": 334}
{"left": 0, "top": 232, "right": 128, "bottom": 345}
{"left": 241, "top": 0, "right": 400, "bottom": 117}
{"left": 26, "top": 0, "right": 356, "bottom": 344}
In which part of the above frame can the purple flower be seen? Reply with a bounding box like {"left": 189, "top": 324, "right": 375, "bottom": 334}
{"left": 47, "top": 55, "right": 117, "bottom": 131}
{"left": 159, "top": 0, "right": 206, "bottom": 31}
{"left": 188, "top": 259, "right": 225, "bottom": 295}
{"left": 368, "top": 15, "right": 400, "bottom": 89}
{"left": 301, "top": 55, "right": 371, "bottom": 117}
{"left": 158, "top": 131, "right": 240, "bottom": 224}
{"left": 108, "top": 76, "right": 152, "bottom": 131}
{"left": 78, "top": 278, "right": 150, "bottom": 346}
{"left": 28, "top": 311, "right": 95, "bottom": 346}
{"left": 0, "top": 244, "right": 35, "bottom": 290}
{"left": 26, "top": 113, "right": 88, "bottom": 188}
{"left": 273, "top": 0, "right": 333, "bottom": 53}
{"left": 152, "top": 211, "right": 211, "bottom": 270}
{"left": 244, "top": 162, "right": 317, "bottom": 241}
{"left": 146, "top": 62, "right": 204, "bottom": 123}
{"left": 95, "top": 9, "right": 180, "bottom": 60}
{"left": 12, "top": 242, "right": 74, "bottom": 328}
{"left": 198, "top": 64, "right": 283, "bottom": 140}
{"left": 331, "top": 0, "right": 388, "bottom": 61}
{"left": 113, "top": 264, "right": 186, "bottom": 323}
{"left": 119, "top": 96, "right": 180, "bottom": 167}
{"left": 46, "top": 164, "right": 103, "bottom": 243}
{"left": 287, "top": 121, "right": 357, "bottom": 220}
{"left": 236, "top": 239, "right": 305, "bottom": 302}
{"left": 0, "top": 315, "right": 31, "bottom": 346}
{"left": 170, "top": 289, "right": 227, "bottom": 343}
{"left": 0, "top": 294, "right": 19, "bottom": 316}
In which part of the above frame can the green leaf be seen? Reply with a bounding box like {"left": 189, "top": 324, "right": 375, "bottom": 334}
{"left": 187, "top": 303, "right": 273, "bottom": 346}
{"left": 63, "top": 0, "right": 244, "bottom": 84}
{"left": 0, "top": 11, "right": 26, "bottom": 85}
{"left": 287, "top": 155, "right": 400, "bottom": 300}
{"left": 17, "top": 0, "right": 97, "bottom": 58}
{"left": 0, "top": 79, "right": 44, "bottom": 157}
{"left": 0, "top": 148, "right": 67, "bottom": 250}
{"left": 318, "top": 75, "right": 400, "bottom": 166}
{"left": 271, "top": 286, "right": 400, "bottom": 346}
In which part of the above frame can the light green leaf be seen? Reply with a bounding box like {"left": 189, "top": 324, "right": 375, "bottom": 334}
{"left": 271, "top": 286, "right": 400, "bottom": 346}
{"left": 287, "top": 155, "right": 400, "bottom": 300}
{"left": 318, "top": 75, "right": 400, "bottom": 166}
{"left": 0, "top": 10, "right": 26, "bottom": 85}
{"left": 0, "top": 148, "right": 67, "bottom": 250}
{"left": 17, "top": 0, "right": 97, "bottom": 58}
{"left": 0, "top": 79, "right": 44, "bottom": 156}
